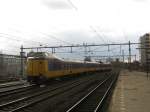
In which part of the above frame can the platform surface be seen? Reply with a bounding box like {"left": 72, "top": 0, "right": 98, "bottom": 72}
{"left": 108, "top": 70, "right": 150, "bottom": 112}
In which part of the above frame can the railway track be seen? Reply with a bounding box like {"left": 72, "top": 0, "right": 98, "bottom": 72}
{"left": 0, "top": 84, "right": 33, "bottom": 95}
{"left": 66, "top": 73, "right": 118, "bottom": 112}
{"left": 0, "top": 81, "right": 27, "bottom": 89}
{"left": 0, "top": 84, "right": 36, "bottom": 104}
{"left": 0, "top": 81, "right": 33, "bottom": 99}
{"left": 0, "top": 79, "right": 19, "bottom": 84}
{"left": 0, "top": 73, "right": 101, "bottom": 112}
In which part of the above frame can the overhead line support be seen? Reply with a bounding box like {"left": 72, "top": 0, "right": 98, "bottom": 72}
{"left": 22, "top": 42, "right": 140, "bottom": 50}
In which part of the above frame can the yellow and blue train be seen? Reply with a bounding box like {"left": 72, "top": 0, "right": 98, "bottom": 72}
{"left": 26, "top": 52, "right": 112, "bottom": 84}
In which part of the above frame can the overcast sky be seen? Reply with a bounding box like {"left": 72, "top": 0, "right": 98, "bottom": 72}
{"left": 0, "top": 0, "right": 149, "bottom": 60}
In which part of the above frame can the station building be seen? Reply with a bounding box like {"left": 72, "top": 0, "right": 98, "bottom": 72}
{"left": 139, "top": 33, "right": 150, "bottom": 68}
{"left": 0, "top": 54, "right": 26, "bottom": 79}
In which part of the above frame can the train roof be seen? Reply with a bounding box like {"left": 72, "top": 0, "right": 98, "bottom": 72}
{"left": 27, "top": 52, "right": 69, "bottom": 62}
{"left": 27, "top": 52, "right": 109, "bottom": 65}
{"left": 27, "top": 52, "right": 58, "bottom": 59}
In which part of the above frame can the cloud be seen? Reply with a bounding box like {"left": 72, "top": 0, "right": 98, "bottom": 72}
{"left": 133, "top": 0, "right": 148, "bottom": 2}
{"left": 43, "top": 0, "right": 72, "bottom": 10}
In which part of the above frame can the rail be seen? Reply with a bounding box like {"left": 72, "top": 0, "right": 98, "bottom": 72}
{"left": 0, "top": 74, "right": 98, "bottom": 112}
{"left": 0, "top": 81, "right": 26, "bottom": 88}
{"left": 66, "top": 73, "right": 118, "bottom": 112}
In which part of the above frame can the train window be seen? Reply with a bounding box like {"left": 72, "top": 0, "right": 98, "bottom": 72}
{"left": 66, "top": 63, "right": 69, "bottom": 70}
{"left": 53, "top": 61, "right": 57, "bottom": 70}
{"left": 67, "top": 63, "right": 69, "bottom": 70}
{"left": 74, "top": 63, "right": 76, "bottom": 68}
{"left": 69, "top": 63, "right": 72, "bottom": 70}
{"left": 48, "top": 61, "right": 54, "bottom": 70}
{"left": 77, "top": 63, "right": 80, "bottom": 68}
{"left": 63, "top": 63, "right": 67, "bottom": 70}
{"left": 54, "top": 60, "right": 61, "bottom": 70}
{"left": 61, "top": 61, "right": 65, "bottom": 69}
{"left": 74, "top": 63, "right": 77, "bottom": 68}
{"left": 48, "top": 60, "right": 61, "bottom": 71}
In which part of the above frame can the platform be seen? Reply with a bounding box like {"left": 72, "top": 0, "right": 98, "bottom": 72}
{"left": 108, "top": 70, "right": 150, "bottom": 112}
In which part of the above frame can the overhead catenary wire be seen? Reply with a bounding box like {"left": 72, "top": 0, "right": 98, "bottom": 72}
{"left": 90, "top": 26, "right": 107, "bottom": 44}
{"left": 64, "top": 0, "right": 124, "bottom": 58}
{"left": 66, "top": 0, "right": 109, "bottom": 45}
{"left": 67, "top": 0, "right": 78, "bottom": 11}
{"left": 42, "top": 45, "right": 121, "bottom": 54}
{"left": 96, "top": 26, "right": 116, "bottom": 44}
{"left": 66, "top": 0, "right": 111, "bottom": 50}
{"left": 0, "top": 33, "right": 43, "bottom": 45}
{"left": 0, "top": 48, "right": 19, "bottom": 55}
{"left": 0, "top": 33, "right": 48, "bottom": 54}
{"left": 39, "top": 32, "right": 74, "bottom": 45}
{"left": 8, "top": 29, "right": 51, "bottom": 46}
{"left": 89, "top": 26, "right": 119, "bottom": 56}
{"left": 11, "top": 28, "right": 74, "bottom": 46}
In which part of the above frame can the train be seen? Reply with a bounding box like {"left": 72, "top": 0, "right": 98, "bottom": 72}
{"left": 26, "top": 52, "right": 112, "bottom": 84}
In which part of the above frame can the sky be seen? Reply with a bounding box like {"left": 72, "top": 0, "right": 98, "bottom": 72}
{"left": 0, "top": 0, "right": 149, "bottom": 60}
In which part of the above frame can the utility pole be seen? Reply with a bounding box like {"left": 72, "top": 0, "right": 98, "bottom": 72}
{"left": 145, "top": 44, "right": 149, "bottom": 77}
{"left": 52, "top": 48, "right": 54, "bottom": 54}
{"left": 122, "top": 50, "right": 124, "bottom": 63}
{"left": 52, "top": 48, "right": 55, "bottom": 54}
{"left": 20, "top": 45, "right": 24, "bottom": 78}
{"left": 135, "top": 55, "right": 136, "bottom": 61}
{"left": 120, "top": 45, "right": 122, "bottom": 62}
{"left": 84, "top": 43, "right": 87, "bottom": 57}
{"left": 128, "top": 41, "right": 131, "bottom": 70}
{"left": 70, "top": 47, "right": 73, "bottom": 53}
{"left": 129, "top": 41, "right": 131, "bottom": 63}
{"left": 37, "top": 48, "right": 38, "bottom": 52}
{"left": 108, "top": 45, "right": 110, "bottom": 52}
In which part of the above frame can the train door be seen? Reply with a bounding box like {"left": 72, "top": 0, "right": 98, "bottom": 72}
{"left": 31, "top": 59, "right": 38, "bottom": 76}
{"left": 38, "top": 60, "right": 45, "bottom": 76}
{"left": 28, "top": 59, "right": 45, "bottom": 76}
{"left": 27, "top": 59, "right": 35, "bottom": 76}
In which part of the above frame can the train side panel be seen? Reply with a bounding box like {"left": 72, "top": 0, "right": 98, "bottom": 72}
{"left": 43, "top": 60, "right": 111, "bottom": 78}
{"left": 27, "top": 59, "right": 47, "bottom": 77}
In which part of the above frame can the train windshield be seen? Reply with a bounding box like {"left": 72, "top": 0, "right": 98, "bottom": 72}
{"left": 27, "top": 52, "right": 47, "bottom": 58}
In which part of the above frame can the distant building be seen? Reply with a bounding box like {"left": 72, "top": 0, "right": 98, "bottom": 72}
{"left": 106, "top": 57, "right": 114, "bottom": 63}
{"left": 84, "top": 56, "right": 91, "bottom": 62}
{"left": 139, "top": 33, "right": 150, "bottom": 67}
{"left": 0, "top": 54, "right": 26, "bottom": 79}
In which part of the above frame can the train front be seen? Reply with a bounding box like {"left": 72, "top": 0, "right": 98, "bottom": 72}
{"left": 26, "top": 52, "right": 47, "bottom": 84}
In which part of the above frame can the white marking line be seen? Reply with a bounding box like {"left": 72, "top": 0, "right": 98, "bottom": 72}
{"left": 120, "top": 76, "right": 126, "bottom": 112}
{"left": 121, "top": 92, "right": 124, "bottom": 96}
{"left": 120, "top": 101, "right": 125, "bottom": 105}
{"left": 120, "top": 107, "right": 126, "bottom": 111}
{"left": 120, "top": 96, "right": 124, "bottom": 98}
